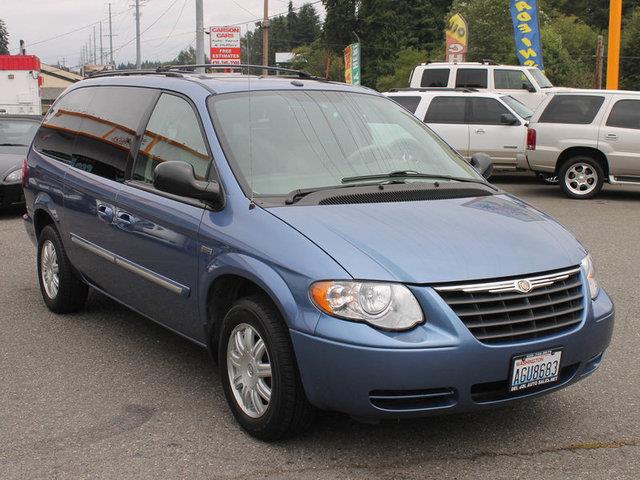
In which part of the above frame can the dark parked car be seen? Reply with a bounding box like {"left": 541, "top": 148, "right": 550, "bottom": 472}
{"left": 23, "top": 68, "right": 614, "bottom": 440}
{"left": 0, "top": 114, "right": 40, "bottom": 209}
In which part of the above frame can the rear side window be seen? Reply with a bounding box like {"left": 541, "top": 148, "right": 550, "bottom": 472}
{"left": 539, "top": 95, "right": 605, "bottom": 124}
{"left": 424, "top": 97, "right": 467, "bottom": 124}
{"left": 469, "top": 98, "right": 512, "bottom": 125}
{"left": 33, "top": 87, "right": 95, "bottom": 163}
{"left": 494, "top": 70, "right": 534, "bottom": 91}
{"left": 455, "top": 69, "right": 487, "bottom": 88}
{"left": 388, "top": 96, "right": 422, "bottom": 114}
{"left": 133, "top": 93, "right": 211, "bottom": 184}
{"left": 420, "top": 69, "right": 450, "bottom": 88}
{"left": 606, "top": 100, "right": 640, "bottom": 129}
{"left": 72, "top": 86, "right": 157, "bottom": 182}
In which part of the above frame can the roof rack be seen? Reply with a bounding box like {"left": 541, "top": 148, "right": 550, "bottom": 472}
{"left": 388, "top": 87, "right": 479, "bottom": 93}
{"left": 159, "top": 63, "right": 322, "bottom": 79}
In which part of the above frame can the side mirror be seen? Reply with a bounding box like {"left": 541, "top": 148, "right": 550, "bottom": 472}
{"left": 470, "top": 153, "right": 494, "bottom": 179}
{"left": 153, "top": 161, "right": 223, "bottom": 209}
{"left": 525, "top": 84, "right": 537, "bottom": 93}
{"left": 500, "top": 113, "right": 519, "bottom": 125}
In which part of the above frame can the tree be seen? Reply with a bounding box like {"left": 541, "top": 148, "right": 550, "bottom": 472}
{"left": 322, "top": 0, "right": 357, "bottom": 53}
{"left": 376, "top": 47, "right": 432, "bottom": 91}
{"left": 621, "top": 7, "right": 640, "bottom": 90}
{"left": 0, "top": 19, "right": 9, "bottom": 55}
{"left": 292, "top": 3, "right": 322, "bottom": 48}
{"left": 290, "top": 43, "right": 344, "bottom": 80}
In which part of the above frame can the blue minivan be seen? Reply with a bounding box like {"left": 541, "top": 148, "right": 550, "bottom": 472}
{"left": 23, "top": 68, "right": 614, "bottom": 440}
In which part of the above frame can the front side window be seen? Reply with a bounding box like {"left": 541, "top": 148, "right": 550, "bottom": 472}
{"left": 133, "top": 93, "right": 211, "bottom": 184}
{"left": 387, "top": 95, "right": 422, "bottom": 114}
{"left": 72, "top": 86, "right": 157, "bottom": 181}
{"left": 539, "top": 95, "right": 605, "bottom": 124}
{"left": 455, "top": 69, "right": 488, "bottom": 88}
{"left": 528, "top": 68, "right": 553, "bottom": 88}
{"left": 208, "top": 91, "right": 480, "bottom": 197}
{"left": 421, "top": 69, "right": 450, "bottom": 88}
{"left": 0, "top": 118, "right": 40, "bottom": 147}
{"left": 501, "top": 96, "right": 533, "bottom": 120}
{"left": 469, "top": 98, "right": 512, "bottom": 125}
{"left": 424, "top": 97, "right": 467, "bottom": 124}
{"left": 33, "top": 87, "right": 95, "bottom": 163}
{"left": 494, "top": 70, "right": 534, "bottom": 91}
{"left": 606, "top": 99, "right": 640, "bottom": 129}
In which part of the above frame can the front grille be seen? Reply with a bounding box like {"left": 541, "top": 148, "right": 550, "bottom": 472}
{"left": 436, "top": 268, "right": 584, "bottom": 344}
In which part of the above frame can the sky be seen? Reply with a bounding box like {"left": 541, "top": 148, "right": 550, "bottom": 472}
{"left": 2, "top": 0, "right": 324, "bottom": 69}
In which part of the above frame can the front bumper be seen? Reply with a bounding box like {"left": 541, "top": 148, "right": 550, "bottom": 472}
{"left": 0, "top": 184, "right": 24, "bottom": 208}
{"left": 292, "top": 288, "right": 614, "bottom": 419}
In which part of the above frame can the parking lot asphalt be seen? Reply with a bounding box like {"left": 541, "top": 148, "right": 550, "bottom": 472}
{"left": 1, "top": 174, "right": 638, "bottom": 480}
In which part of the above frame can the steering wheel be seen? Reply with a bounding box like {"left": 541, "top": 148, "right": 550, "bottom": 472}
{"left": 346, "top": 137, "right": 425, "bottom": 167}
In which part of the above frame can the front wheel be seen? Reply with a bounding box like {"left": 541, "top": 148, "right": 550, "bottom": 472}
{"left": 558, "top": 156, "right": 604, "bottom": 199}
{"left": 218, "top": 296, "right": 314, "bottom": 441}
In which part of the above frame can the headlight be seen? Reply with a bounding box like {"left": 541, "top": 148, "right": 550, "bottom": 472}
{"left": 581, "top": 254, "right": 599, "bottom": 299}
{"left": 310, "top": 281, "right": 424, "bottom": 331}
{"left": 3, "top": 169, "right": 22, "bottom": 184}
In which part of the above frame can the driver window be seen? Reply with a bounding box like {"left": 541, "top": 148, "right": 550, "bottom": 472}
{"left": 133, "top": 93, "right": 211, "bottom": 184}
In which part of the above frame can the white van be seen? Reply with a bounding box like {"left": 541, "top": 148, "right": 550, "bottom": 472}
{"left": 409, "top": 61, "right": 566, "bottom": 111}
{"left": 384, "top": 89, "right": 532, "bottom": 171}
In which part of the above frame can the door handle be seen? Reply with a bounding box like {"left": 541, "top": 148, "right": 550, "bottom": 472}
{"left": 116, "top": 211, "right": 134, "bottom": 225}
{"left": 475, "top": 128, "right": 486, "bottom": 134}
{"left": 97, "top": 204, "right": 114, "bottom": 223}
{"left": 605, "top": 133, "right": 618, "bottom": 141}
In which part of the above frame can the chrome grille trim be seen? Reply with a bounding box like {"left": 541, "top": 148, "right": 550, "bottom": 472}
{"left": 435, "top": 267, "right": 581, "bottom": 294}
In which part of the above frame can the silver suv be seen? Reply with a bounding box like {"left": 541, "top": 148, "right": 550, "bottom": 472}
{"left": 526, "top": 91, "right": 640, "bottom": 199}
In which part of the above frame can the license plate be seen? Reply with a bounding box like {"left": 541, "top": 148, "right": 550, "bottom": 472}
{"left": 510, "top": 349, "right": 562, "bottom": 392}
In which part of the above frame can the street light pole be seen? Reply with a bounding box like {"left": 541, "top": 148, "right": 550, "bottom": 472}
{"left": 607, "top": 0, "right": 623, "bottom": 90}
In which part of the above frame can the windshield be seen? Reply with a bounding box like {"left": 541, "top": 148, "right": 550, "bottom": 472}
{"left": 528, "top": 68, "right": 553, "bottom": 89}
{"left": 0, "top": 118, "right": 40, "bottom": 147}
{"left": 501, "top": 95, "right": 534, "bottom": 120}
{"left": 208, "top": 91, "right": 481, "bottom": 196}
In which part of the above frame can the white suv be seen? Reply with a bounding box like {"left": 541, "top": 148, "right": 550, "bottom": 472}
{"left": 384, "top": 89, "right": 532, "bottom": 171}
{"left": 410, "top": 61, "right": 565, "bottom": 111}
{"left": 526, "top": 91, "right": 640, "bottom": 199}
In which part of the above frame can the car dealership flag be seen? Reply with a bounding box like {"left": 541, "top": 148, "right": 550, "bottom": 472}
{"left": 445, "top": 13, "right": 468, "bottom": 63}
{"left": 510, "top": 0, "right": 544, "bottom": 70}
{"left": 344, "top": 43, "right": 361, "bottom": 85}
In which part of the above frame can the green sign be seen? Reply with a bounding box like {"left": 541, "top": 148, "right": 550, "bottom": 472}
{"left": 344, "top": 43, "right": 361, "bottom": 85}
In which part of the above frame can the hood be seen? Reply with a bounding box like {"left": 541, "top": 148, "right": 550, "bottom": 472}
{"left": 0, "top": 150, "right": 25, "bottom": 178}
{"left": 270, "top": 194, "right": 586, "bottom": 284}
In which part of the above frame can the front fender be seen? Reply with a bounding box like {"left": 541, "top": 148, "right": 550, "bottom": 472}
{"left": 198, "top": 252, "right": 322, "bottom": 337}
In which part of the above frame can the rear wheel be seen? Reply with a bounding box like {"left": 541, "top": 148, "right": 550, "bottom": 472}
{"left": 559, "top": 156, "right": 604, "bottom": 199}
{"left": 37, "top": 225, "right": 88, "bottom": 313}
{"left": 218, "top": 295, "right": 314, "bottom": 441}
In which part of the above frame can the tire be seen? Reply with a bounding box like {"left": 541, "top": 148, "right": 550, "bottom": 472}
{"left": 37, "top": 225, "right": 88, "bottom": 313}
{"left": 218, "top": 295, "right": 315, "bottom": 441}
{"left": 535, "top": 172, "right": 559, "bottom": 185}
{"left": 558, "top": 156, "right": 605, "bottom": 199}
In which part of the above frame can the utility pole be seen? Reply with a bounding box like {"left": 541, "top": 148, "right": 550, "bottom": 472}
{"left": 89, "top": 35, "right": 93, "bottom": 63}
{"left": 99, "top": 21, "right": 104, "bottom": 65}
{"left": 108, "top": 3, "right": 114, "bottom": 66}
{"left": 195, "top": 0, "right": 205, "bottom": 72}
{"left": 595, "top": 35, "right": 604, "bottom": 89}
{"left": 262, "top": 0, "right": 270, "bottom": 72}
{"left": 135, "top": 0, "right": 141, "bottom": 69}
{"left": 93, "top": 26, "right": 97, "bottom": 65}
{"left": 607, "top": 0, "right": 623, "bottom": 90}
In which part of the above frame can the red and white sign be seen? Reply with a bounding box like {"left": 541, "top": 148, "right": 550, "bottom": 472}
{"left": 210, "top": 26, "right": 241, "bottom": 65}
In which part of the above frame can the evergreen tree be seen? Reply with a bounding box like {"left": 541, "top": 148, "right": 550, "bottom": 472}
{"left": 292, "top": 4, "right": 322, "bottom": 47}
{"left": 0, "top": 19, "right": 9, "bottom": 55}
{"left": 322, "top": 0, "right": 357, "bottom": 53}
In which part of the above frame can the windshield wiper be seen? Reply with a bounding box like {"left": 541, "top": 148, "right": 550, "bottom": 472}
{"left": 0, "top": 143, "right": 27, "bottom": 147}
{"left": 341, "top": 170, "right": 490, "bottom": 187}
{"left": 285, "top": 181, "right": 384, "bottom": 205}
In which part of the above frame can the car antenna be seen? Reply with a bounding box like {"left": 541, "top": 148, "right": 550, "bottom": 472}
{"left": 247, "top": 32, "right": 256, "bottom": 211}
